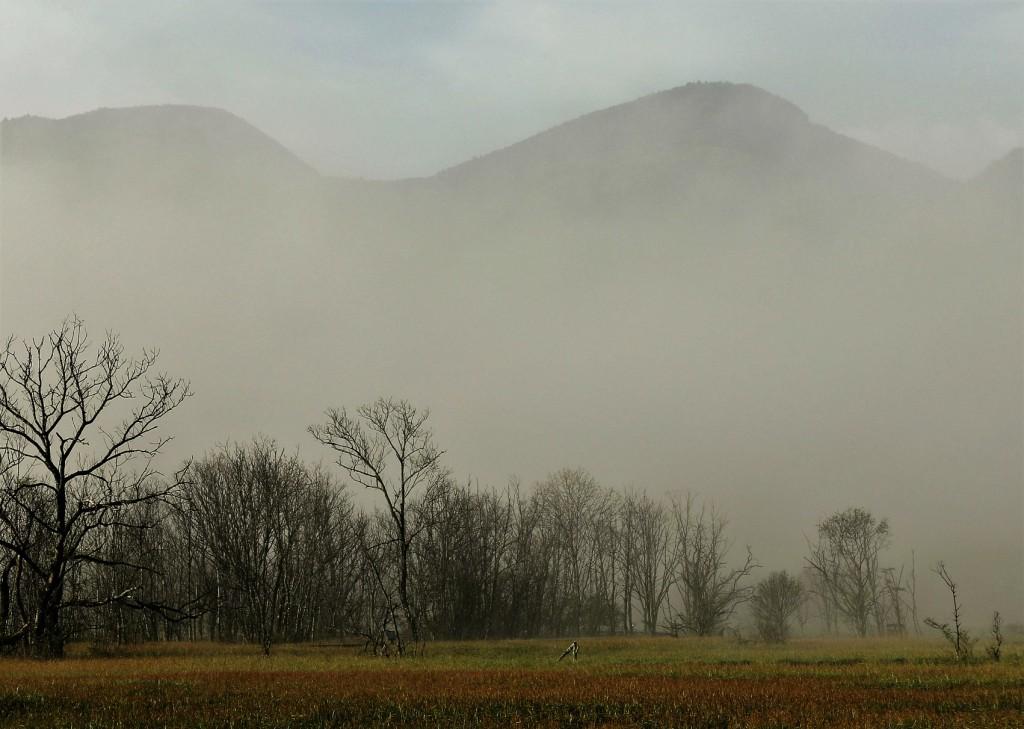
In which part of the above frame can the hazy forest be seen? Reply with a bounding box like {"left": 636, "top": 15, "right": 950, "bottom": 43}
{"left": 0, "top": 317, "right": 947, "bottom": 657}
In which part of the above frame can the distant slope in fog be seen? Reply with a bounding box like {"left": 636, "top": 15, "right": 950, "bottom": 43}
{"left": 425, "top": 82, "right": 952, "bottom": 248}
{"left": 1, "top": 83, "right": 1020, "bottom": 623}
{"left": 436, "top": 83, "right": 947, "bottom": 197}
{"left": 2, "top": 104, "right": 317, "bottom": 188}
{"left": 970, "top": 147, "right": 1023, "bottom": 206}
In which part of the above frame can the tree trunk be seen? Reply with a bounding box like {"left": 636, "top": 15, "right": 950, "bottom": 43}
{"left": 399, "top": 536, "right": 419, "bottom": 645}
{"left": 33, "top": 588, "right": 65, "bottom": 659}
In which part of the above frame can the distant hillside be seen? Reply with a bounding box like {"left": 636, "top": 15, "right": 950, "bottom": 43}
{"left": 2, "top": 105, "right": 317, "bottom": 192}
{"left": 971, "top": 147, "right": 1023, "bottom": 202}
{"left": 432, "top": 83, "right": 949, "bottom": 219}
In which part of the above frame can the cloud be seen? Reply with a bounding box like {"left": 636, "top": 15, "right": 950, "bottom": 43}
{"left": 0, "top": 2, "right": 94, "bottom": 117}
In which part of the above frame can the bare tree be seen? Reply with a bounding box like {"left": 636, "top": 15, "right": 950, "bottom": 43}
{"left": 622, "top": 492, "right": 676, "bottom": 634}
{"left": 986, "top": 611, "right": 1004, "bottom": 663}
{"left": 183, "top": 439, "right": 346, "bottom": 654}
{"left": 908, "top": 550, "right": 921, "bottom": 635}
{"left": 309, "top": 398, "right": 446, "bottom": 650}
{"left": 880, "top": 566, "right": 908, "bottom": 635}
{"left": 357, "top": 513, "right": 407, "bottom": 656}
{"left": 793, "top": 570, "right": 814, "bottom": 635}
{"left": 619, "top": 495, "right": 636, "bottom": 635}
{"left": 0, "top": 317, "right": 190, "bottom": 657}
{"left": 282, "top": 475, "right": 359, "bottom": 643}
{"left": 85, "top": 497, "right": 182, "bottom": 644}
{"left": 536, "top": 468, "right": 617, "bottom": 636}
{"left": 750, "top": 570, "right": 804, "bottom": 643}
{"left": 505, "top": 481, "right": 559, "bottom": 638}
{"left": 667, "top": 494, "right": 756, "bottom": 636}
{"left": 805, "top": 507, "right": 889, "bottom": 637}
{"left": 803, "top": 563, "right": 839, "bottom": 635}
{"left": 924, "top": 561, "right": 975, "bottom": 662}
{"left": 588, "top": 491, "right": 622, "bottom": 635}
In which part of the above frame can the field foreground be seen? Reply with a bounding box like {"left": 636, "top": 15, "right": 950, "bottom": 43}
{"left": 1, "top": 637, "right": 1022, "bottom": 728}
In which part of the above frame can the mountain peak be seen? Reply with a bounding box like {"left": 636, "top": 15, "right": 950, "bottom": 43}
{"left": 435, "top": 85, "right": 953, "bottom": 220}
{"left": 435, "top": 82, "right": 817, "bottom": 187}
{"left": 639, "top": 81, "right": 809, "bottom": 123}
{"left": 2, "top": 104, "right": 317, "bottom": 182}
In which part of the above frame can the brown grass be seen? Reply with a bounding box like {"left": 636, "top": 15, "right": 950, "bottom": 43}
{"left": 1, "top": 637, "right": 1022, "bottom": 727}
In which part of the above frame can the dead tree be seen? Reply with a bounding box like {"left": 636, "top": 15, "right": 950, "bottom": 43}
{"left": 310, "top": 398, "right": 447, "bottom": 651}
{"left": 183, "top": 439, "right": 344, "bottom": 655}
{"left": 908, "top": 550, "right": 921, "bottom": 635}
{"left": 750, "top": 570, "right": 804, "bottom": 643}
{"left": 0, "top": 317, "right": 191, "bottom": 657}
{"left": 793, "top": 571, "right": 813, "bottom": 635}
{"left": 360, "top": 519, "right": 406, "bottom": 657}
{"left": 986, "top": 612, "right": 1004, "bottom": 662}
{"left": 667, "top": 494, "right": 756, "bottom": 636}
{"left": 805, "top": 508, "right": 889, "bottom": 637}
{"left": 803, "top": 563, "right": 839, "bottom": 635}
{"left": 623, "top": 492, "right": 676, "bottom": 634}
{"left": 924, "top": 561, "right": 975, "bottom": 662}
{"left": 881, "top": 566, "right": 907, "bottom": 636}
{"left": 535, "top": 468, "right": 617, "bottom": 636}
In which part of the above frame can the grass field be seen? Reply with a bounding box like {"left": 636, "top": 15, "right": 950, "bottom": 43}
{"left": 1, "top": 637, "right": 1022, "bottom": 727}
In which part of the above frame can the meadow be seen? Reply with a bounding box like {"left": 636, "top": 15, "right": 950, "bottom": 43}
{"left": 1, "top": 637, "right": 1022, "bottom": 728}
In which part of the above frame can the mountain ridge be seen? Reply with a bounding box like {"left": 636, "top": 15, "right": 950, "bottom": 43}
{"left": 5, "top": 84, "right": 1014, "bottom": 186}
{"left": 1, "top": 103, "right": 318, "bottom": 185}
{"left": 435, "top": 82, "right": 810, "bottom": 179}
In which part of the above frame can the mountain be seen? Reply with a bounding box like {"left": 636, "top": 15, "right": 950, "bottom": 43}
{"left": 436, "top": 83, "right": 946, "bottom": 200}
{"left": 970, "top": 147, "right": 1023, "bottom": 208}
{"left": 974, "top": 147, "right": 1022, "bottom": 186}
{"left": 1, "top": 84, "right": 1020, "bottom": 622}
{"left": 370, "top": 83, "right": 960, "bottom": 281}
{"left": 2, "top": 105, "right": 317, "bottom": 193}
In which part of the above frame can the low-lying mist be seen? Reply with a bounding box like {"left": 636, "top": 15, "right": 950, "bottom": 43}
{"left": 2, "top": 83, "right": 1020, "bottom": 627}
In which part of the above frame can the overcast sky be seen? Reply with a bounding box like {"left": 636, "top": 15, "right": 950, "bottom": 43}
{"left": 2, "top": 1, "right": 1021, "bottom": 179}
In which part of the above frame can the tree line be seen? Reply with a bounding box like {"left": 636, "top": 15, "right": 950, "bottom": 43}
{"left": 1, "top": 319, "right": 923, "bottom": 657}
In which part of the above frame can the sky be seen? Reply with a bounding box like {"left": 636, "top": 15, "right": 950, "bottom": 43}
{"left": 1, "top": 1, "right": 1022, "bottom": 179}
